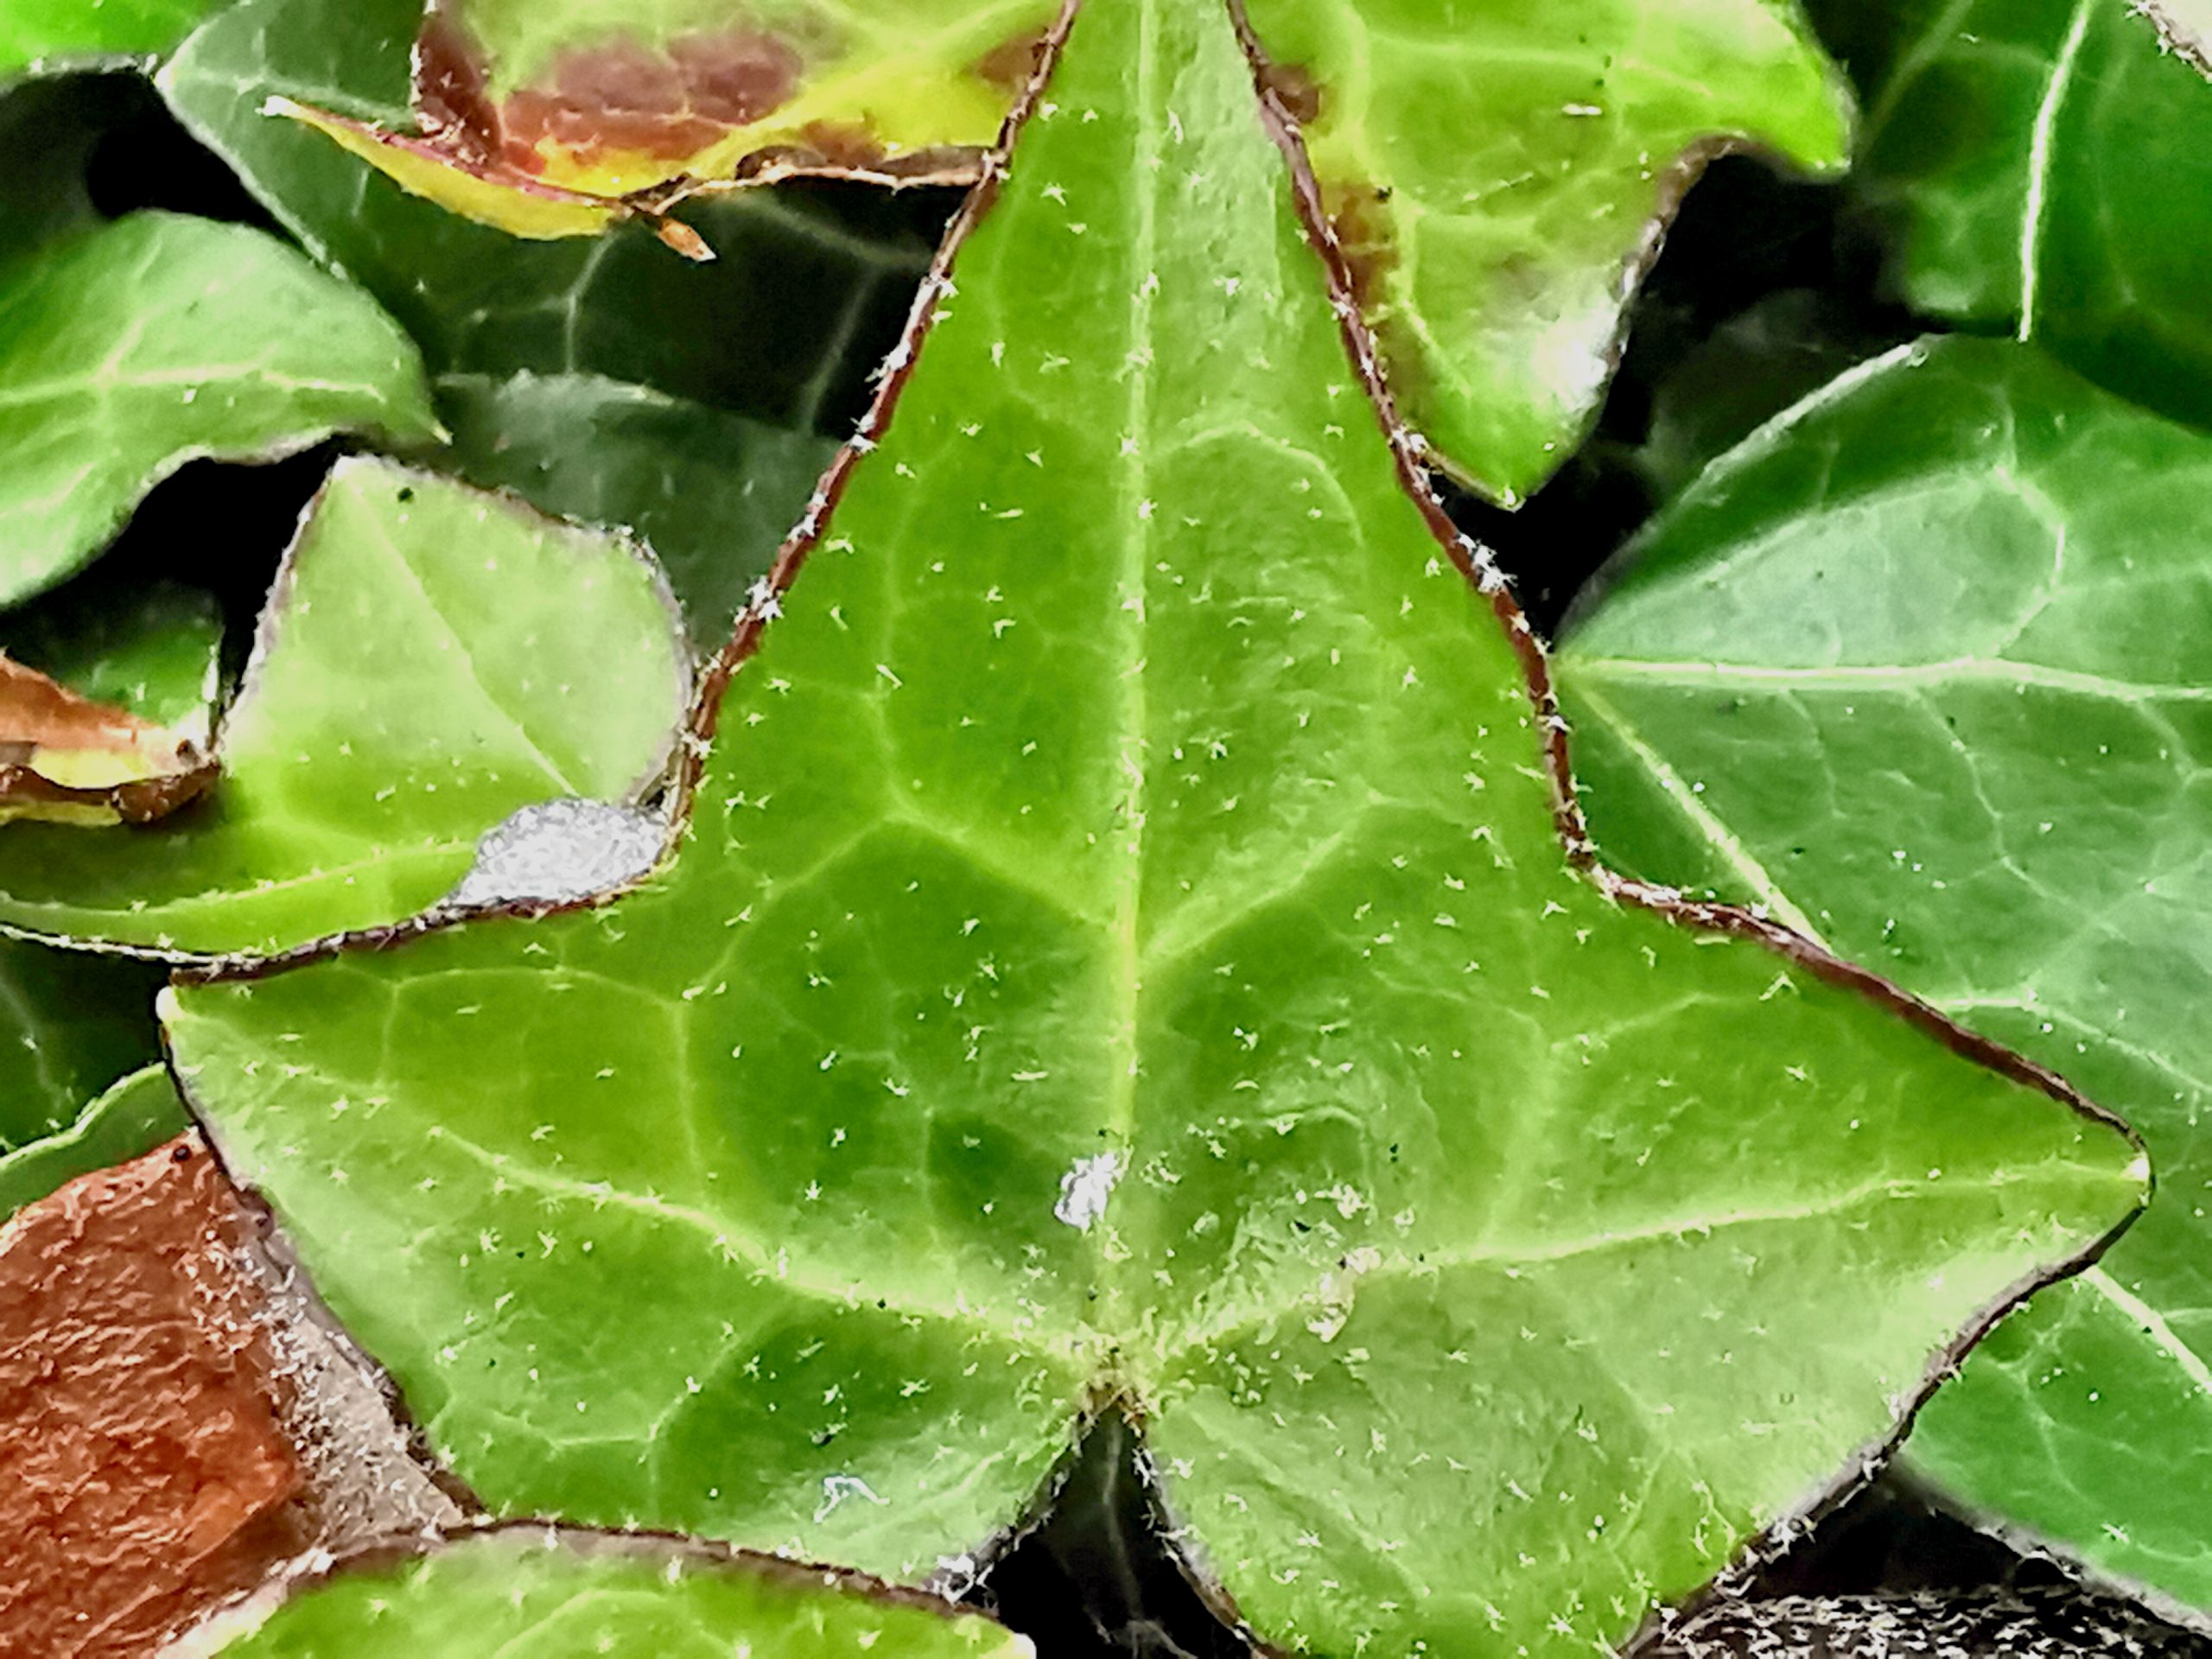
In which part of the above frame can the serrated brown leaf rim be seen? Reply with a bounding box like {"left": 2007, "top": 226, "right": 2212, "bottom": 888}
{"left": 170, "top": 3, "right": 2149, "bottom": 1653}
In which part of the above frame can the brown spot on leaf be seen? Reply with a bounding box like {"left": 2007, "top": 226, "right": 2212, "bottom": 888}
{"left": 412, "top": 5, "right": 501, "bottom": 165}
{"left": 501, "top": 26, "right": 806, "bottom": 170}
{"left": 0, "top": 1140, "right": 304, "bottom": 1656}
{"left": 1260, "top": 61, "right": 1323, "bottom": 127}
{"left": 973, "top": 30, "right": 1049, "bottom": 95}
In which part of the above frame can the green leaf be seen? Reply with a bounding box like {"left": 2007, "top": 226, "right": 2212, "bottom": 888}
{"left": 269, "top": 0, "right": 1058, "bottom": 239}
{"left": 160, "top": 0, "right": 950, "bottom": 638}
{"left": 0, "top": 1064, "right": 189, "bottom": 1219}
{"left": 1, "top": 582, "right": 225, "bottom": 735}
{"left": 0, "top": 935, "right": 165, "bottom": 1148}
{"left": 164, "top": 7, "right": 2141, "bottom": 1655}
{"left": 0, "top": 0, "right": 226, "bottom": 79}
{"left": 0, "top": 457, "right": 688, "bottom": 958}
{"left": 0, "top": 212, "right": 438, "bottom": 610}
{"left": 1814, "top": 0, "right": 2212, "bottom": 427}
{"left": 1554, "top": 334, "right": 2212, "bottom": 1616}
{"left": 213, "top": 1529, "right": 1028, "bottom": 1658}
{"left": 434, "top": 373, "right": 837, "bottom": 650}
{"left": 1236, "top": 0, "right": 1854, "bottom": 504}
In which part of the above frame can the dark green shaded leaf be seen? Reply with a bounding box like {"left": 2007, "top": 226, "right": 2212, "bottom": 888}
{"left": 0, "top": 1064, "right": 188, "bottom": 1219}
{"left": 434, "top": 372, "right": 836, "bottom": 650}
{"left": 1813, "top": 0, "right": 2212, "bottom": 426}
{"left": 0, "top": 212, "right": 437, "bottom": 609}
{"left": 1237, "top": 0, "right": 1854, "bottom": 504}
{"left": 0, "top": 935, "right": 165, "bottom": 1149}
{"left": 168, "top": 9, "right": 2140, "bottom": 1655}
{"left": 213, "top": 1529, "right": 1028, "bottom": 1658}
{"left": 1, "top": 582, "right": 224, "bottom": 735}
{"left": 1557, "top": 334, "right": 2212, "bottom": 1618}
{"left": 0, "top": 458, "right": 689, "bottom": 957}
{"left": 157, "top": 0, "right": 947, "bottom": 422}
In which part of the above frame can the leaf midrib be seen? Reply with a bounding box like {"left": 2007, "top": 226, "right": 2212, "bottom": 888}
{"left": 1095, "top": 0, "right": 1164, "bottom": 1328}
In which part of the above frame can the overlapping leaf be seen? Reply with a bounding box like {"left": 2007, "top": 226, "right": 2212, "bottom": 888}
{"left": 1235, "top": 0, "right": 1853, "bottom": 503}
{"left": 160, "top": 0, "right": 950, "bottom": 644}
{"left": 0, "top": 212, "right": 436, "bottom": 609}
{"left": 0, "top": 458, "right": 688, "bottom": 957}
{"left": 0, "top": 1065, "right": 188, "bottom": 1219}
{"left": 0, "top": 937, "right": 164, "bottom": 1152}
{"left": 1, "top": 583, "right": 224, "bottom": 738}
{"left": 1556, "top": 334, "right": 2212, "bottom": 1614}
{"left": 0, "top": 0, "right": 227, "bottom": 79}
{"left": 213, "top": 1530, "right": 1027, "bottom": 1658}
{"left": 166, "top": 5, "right": 2142, "bottom": 1654}
{"left": 270, "top": 0, "right": 1056, "bottom": 238}
{"left": 1811, "top": 0, "right": 2212, "bottom": 428}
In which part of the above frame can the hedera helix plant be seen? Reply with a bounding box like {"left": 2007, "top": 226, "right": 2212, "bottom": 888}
{"left": 0, "top": 0, "right": 2205, "bottom": 1652}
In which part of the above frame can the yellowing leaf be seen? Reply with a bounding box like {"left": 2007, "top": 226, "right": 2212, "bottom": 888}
{"left": 274, "top": 0, "right": 1060, "bottom": 240}
{"left": 0, "top": 654, "right": 213, "bottom": 827}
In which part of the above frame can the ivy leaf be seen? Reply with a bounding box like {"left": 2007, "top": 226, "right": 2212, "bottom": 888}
{"left": 160, "top": 0, "right": 950, "bottom": 643}
{"left": 1811, "top": 0, "right": 2212, "bottom": 427}
{"left": 1235, "top": 0, "right": 1853, "bottom": 504}
{"left": 1, "top": 582, "right": 225, "bottom": 738}
{"left": 0, "top": 458, "right": 689, "bottom": 958}
{"left": 1554, "top": 334, "right": 2212, "bottom": 1616}
{"left": 0, "top": 936, "right": 165, "bottom": 1150}
{"left": 269, "top": 0, "right": 1058, "bottom": 242}
{"left": 0, "top": 212, "right": 437, "bottom": 610}
{"left": 435, "top": 372, "right": 837, "bottom": 652}
{"left": 165, "top": 7, "right": 2143, "bottom": 1656}
{"left": 0, "top": 1065, "right": 188, "bottom": 1219}
{"left": 0, "top": 651, "right": 215, "bottom": 826}
{"left": 213, "top": 1529, "right": 1027, "bottom": 1658}
{"left": 0, "top": 0, "right": 227, "bottom": 79}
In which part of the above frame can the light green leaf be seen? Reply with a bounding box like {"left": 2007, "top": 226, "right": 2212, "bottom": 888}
{"left": 1812, "top": 0, "right": 2212, "bottom": 426}
{"left": 1, "top": 582, "right": 224, "bottom": 735}
{"left": 0, "top": 1064, "right": 188, "bottom": 1218}
{"left": 1555, "top": 334, "right": 2212, "bottom": 1616}
{"left": 0, "top": 212, "right": 437, "bottom": 610}
{"left": 1236, "top": 0, "right": 1854, "bottom": 504}
{"left": 0, "top": 935, "right": 165, "bottom": 1149}
{"left": 435, "top": 373, "right": 836, "bottom": 651}
{"left": 213, "top": 1529, "right": 1029, "bottom": 1658}
{"left": 0, "top": 457, "right": 688, "bottom": 958}
{"left": 165, "top": 7, "right": 2140, "bottom": 1655}
{"left": 0, "top": 0, "right": 228, "bottom": 79}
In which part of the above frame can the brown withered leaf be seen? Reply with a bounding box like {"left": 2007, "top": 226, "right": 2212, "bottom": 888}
{"left": 263, "top": 0, "right": 1060, "bottom": 244}
{"left": 0, "top": 654, "right": 215, "bottom": 828}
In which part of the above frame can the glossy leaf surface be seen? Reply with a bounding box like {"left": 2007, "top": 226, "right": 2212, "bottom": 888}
{"left": 0, "top": 212, "right": 436, "bottom": 609}
{"left": 0, "top": 937, "right": 164, "bottom": 1150}
{"left": 274, "top": 0, "right": 1057, "bottom": 238}
{"left": 167, "top": 6, "right": 2141, "bottom": 1654}
{"left": 1557, "top": 334, "right": 2212, "bottom": 1614}
{"left": 215, "top": 1531, "right": 1028, "bottom": 1658}
{"left": 0, "top": 1065, "right": 188, "bottom": 1219}
{"left": 1, "top": 459, "right": 688, "bottom": 957}
{"left": 1237, "top": 0, "right": 1853, "bottom": 504}
{"left": 1814, "top": 0, "right": 2212, "bottom": 428}
{"left": 0, "top": 0, "right": 226, "bottom": 78}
